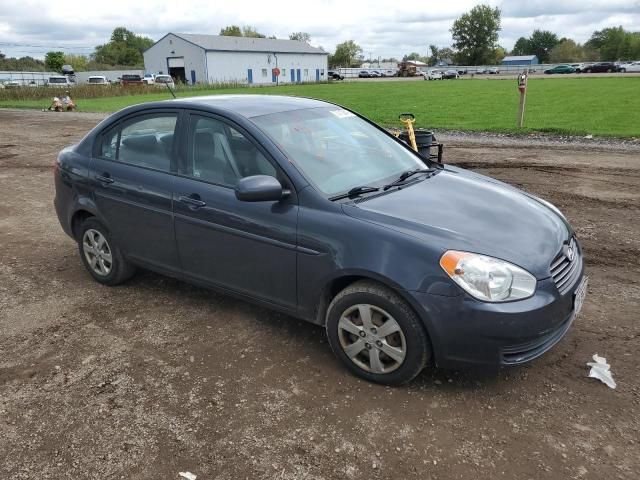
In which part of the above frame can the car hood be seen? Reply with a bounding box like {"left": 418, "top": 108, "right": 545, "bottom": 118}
{"left": 342, "top": 166, "right": 571, "bottom": 279}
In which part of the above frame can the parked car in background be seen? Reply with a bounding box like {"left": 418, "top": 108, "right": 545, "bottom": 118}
{"left": 54, "top": 95, "right": 586, "bottom": 385}
{"left": 475, "top": 67, "right": 488, "bottom": 74}
{"left": 370, "top": 71, "right": 381, "bottom": 78}
{"left": 328, "top": 70, "right": 344, "bottom": 80}
{"left": 442, "top": 69, "right": 459, "bottom": 79}
{"left": 120, "top": 74, "right": 144, "bottom": 86}
{"left": 143, "top": 73, "right": 156, "bottom": 85}
{"left": 423, "top": 69, "right": 443, "bottom": 80}
{"left": 618, "top": 61, "right": 640, "bottom": 73}
{"left": 544, "top": 65, "right": 576, "bottom": 74}
{"left": 487, "top": 67, "right": 500, "bottom": 74}
{"left": 47, "top": 76, "right": 73, "bottom": 87}
{"left": 358, "top": 70, "right": 371, "bottom": 78}
{"left": 570, "top": 63, "right": 586, "bottom": 73}
{"left": 154, "top": 75, "right": 175, "bottom": 89}
{"left": 457, "top": 68, "right": 468, "bottom": 75}
{"left": 384, "top": 69, "right": 397, "bottom": 77}
{"left": 583, "top": 62, "right": 622, "bottom": 73}
{"left": 2, "top": 80, "right": 21, "bottom": 88}
{"left": 87, "top": 76, "right": 109, "bottom": 86}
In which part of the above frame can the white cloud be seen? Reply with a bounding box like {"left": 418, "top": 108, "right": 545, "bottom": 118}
{"left": 0, "top": 0, "right": 638, "bottom": 59}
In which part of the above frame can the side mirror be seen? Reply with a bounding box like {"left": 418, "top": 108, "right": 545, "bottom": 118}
{"left": 235, "top": 175, "right": 288, "bottom": 202}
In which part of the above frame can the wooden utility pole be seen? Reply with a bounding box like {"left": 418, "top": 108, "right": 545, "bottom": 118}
{"left": 517, "top": 71, "right": 528, "bottom": 128}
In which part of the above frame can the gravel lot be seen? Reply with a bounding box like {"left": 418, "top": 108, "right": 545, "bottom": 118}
{"left": 1, "top": 110, "right": 639, "bottom": 480}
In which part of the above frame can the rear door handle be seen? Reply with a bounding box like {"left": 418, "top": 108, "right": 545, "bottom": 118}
{"left": 96, "top": 174, "right": 114, "bottom": 184}
{"left": 178, "top": 194, "right": 206, "bottom": 207}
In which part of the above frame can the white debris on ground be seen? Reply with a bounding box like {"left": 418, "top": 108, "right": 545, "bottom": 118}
{"left": 178, "top": 472, "right": 197, "bottom": 480}
{"left": 587, "top": 354, "right": 616, "bottom": 389}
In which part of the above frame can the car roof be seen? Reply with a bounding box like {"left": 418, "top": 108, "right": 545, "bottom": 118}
{"left": 170, "top": 94, "right": 332, "bottom": 118}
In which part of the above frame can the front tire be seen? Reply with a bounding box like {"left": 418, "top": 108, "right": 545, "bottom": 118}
{"left": 77, "top": 218, "right": 135, "bottom": 286}
{"left": 325, "top": 281, "right": 431, "bottom": 385}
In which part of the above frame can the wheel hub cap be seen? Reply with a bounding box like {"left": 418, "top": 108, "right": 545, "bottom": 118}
{"left": 337, "top": 304, "right": 407, "bottom": 374}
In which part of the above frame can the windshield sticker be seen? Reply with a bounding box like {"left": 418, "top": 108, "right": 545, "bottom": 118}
{"left": 330, "top": 109, "right": 356, "bottom": 119}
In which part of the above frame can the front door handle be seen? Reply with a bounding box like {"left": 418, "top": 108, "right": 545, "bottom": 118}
{"left": 178, "top": 194, "right": 207, "bottom": 207}
{"left": 96, "top": 173, "right": 114, "bottom": 184}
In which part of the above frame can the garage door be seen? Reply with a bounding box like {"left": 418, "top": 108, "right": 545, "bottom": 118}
{"left": 168, "top": 57, "right": 185, "bottom": 68}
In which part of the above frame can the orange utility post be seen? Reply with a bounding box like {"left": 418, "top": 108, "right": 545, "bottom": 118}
{"left": 517, "top": 71, "right": 528, "bottom": 128}
{"left": 399, "top": 113, "right": 418, "bottom": 152}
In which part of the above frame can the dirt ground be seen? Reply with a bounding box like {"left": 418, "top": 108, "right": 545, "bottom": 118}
{"left": 1, "top": 110, "right": 639, "bottom": 480}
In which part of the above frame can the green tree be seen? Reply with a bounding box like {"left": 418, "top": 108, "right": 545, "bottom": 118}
{"left": 527, "top": 30, "right": 559, "bottom": 63}
{"left": 549, "top": 39, "right": 585, "bottom": 63}
{"left": 242, "top": 26, "right": 266, "bottom": 38}
{"left": 219, "top": 25, "right": 242, "bottom": 36}
{"left": 511, "top": 37, "right": 530, "bottom": 55}
{"left": 487, "top": 45, "right": 507, "bottom": 64}
{"left": 0, "top": 52, "right": 45, "bottom": 71}
{"left": 44, "top": 51, "right": 65, "bottom": 72}
{"left": 330, "top": 40, "right": 362, "bottom": 67}
{"left": 63, "top": 54, "right": 88, "bottom": 72}
{"left": 586, "top": 26, "right": 639, "bottom": 60}
{"left": 289, "top": 32, "right": 311, "bottom": 42}
{"left": 450, "top": 4, "right": 501, "bottom": 65}
{"left": 92, "top": 27, "right": 153, "bottom": 66}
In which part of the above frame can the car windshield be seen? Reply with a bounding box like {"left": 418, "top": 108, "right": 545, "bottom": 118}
{"left": 49, "top": 78, "right": 67, "bottom": 83}
{"left": 155, "top": 76, "right": 171, "bottom": 83}
{"left": 88, "top": 77, "right": 104, "bottom": 83}
{"left": 252, "top": 107, "right": 426, "bottom": 196}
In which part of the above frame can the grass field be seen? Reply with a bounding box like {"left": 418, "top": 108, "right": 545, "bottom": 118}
{"left": 1, "top": 77, "right": 639, "bottom": 137}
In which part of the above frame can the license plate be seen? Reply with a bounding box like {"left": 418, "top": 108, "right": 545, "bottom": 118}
{"left": 574, "top": 276, "right": 588, "bottom": 317}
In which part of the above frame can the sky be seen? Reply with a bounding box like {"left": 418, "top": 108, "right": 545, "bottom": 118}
{"left": 0, "top": 0, "right": 639, "bottom": 60}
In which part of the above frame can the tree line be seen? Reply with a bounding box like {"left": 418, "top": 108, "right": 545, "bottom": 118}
{"left": 328, "top": 4, "right": 640, "bottom": 67}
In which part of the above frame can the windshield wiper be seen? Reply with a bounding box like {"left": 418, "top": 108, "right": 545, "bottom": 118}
{"left": 329, "top": 185, "right": 380, "bottom": 201}
{"left": 383, "top": 168, "right": 434, "bottom": 191}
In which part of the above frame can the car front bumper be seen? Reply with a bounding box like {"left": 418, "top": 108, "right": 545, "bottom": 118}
{"left": 409, "top": 267, "right": 585, "bottom": 369}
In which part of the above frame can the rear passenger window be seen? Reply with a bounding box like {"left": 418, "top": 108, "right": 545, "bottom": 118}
{"left": 100, "top": 128, "right": 119, "bottom": 159}
{"left": 117, "top": 114, "right": 177, "bottom": 171}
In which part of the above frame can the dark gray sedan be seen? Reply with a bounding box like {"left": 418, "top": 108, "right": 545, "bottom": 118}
{"left": 54, "top": 95, "right": 586, "bottom": 384}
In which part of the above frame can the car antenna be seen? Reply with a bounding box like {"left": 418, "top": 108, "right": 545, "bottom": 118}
{"left": 165, "top": 82, "right": 176, "bottom": 99}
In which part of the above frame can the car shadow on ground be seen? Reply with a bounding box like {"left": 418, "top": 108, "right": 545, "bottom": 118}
{"left": 119, "top": 268, "right": 508, "bottom": 392}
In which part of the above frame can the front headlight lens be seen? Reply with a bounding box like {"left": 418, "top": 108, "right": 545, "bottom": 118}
{"left": 440, "top": 251, "right": 536, "bottom": 302}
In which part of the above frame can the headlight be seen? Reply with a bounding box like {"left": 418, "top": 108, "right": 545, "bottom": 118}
{"left": 440, "top": 251, "right": 536, "bottom": 302}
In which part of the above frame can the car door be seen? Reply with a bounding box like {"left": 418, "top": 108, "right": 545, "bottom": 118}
{"left": 172, "top": 112, "right": 298, "bottom": 309}
{"left": 90, "top": 110, "right": 181, "bottom": 273}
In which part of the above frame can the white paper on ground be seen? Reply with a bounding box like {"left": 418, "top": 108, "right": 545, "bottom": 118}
{"left": 586, "top": 354, "right": 616, "bottom": 389}
{"left": 178, "top": 472, "right": 197, "bottom": 480}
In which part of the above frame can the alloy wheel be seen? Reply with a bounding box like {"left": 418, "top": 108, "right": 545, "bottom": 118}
{"left": 82, "top": 229, "right": 113, "bottom": 276}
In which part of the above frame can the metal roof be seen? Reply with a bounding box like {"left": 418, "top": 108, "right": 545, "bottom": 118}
{"left": 502, "top": 55, "right": 538, "bottom": 61}
{"left": 171, "top": 33, "right": 328, "bottom": 55}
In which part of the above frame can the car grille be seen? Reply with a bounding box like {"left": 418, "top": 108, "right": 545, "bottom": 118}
{"left": 550, "top": 237, "right": 582, "bottom": 295}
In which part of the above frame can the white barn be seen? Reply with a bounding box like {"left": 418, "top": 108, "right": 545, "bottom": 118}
{"left": 143, "top": 33, "right": 329, "bottom": 85}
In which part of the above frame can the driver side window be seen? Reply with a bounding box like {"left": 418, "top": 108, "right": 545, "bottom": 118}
{"left": 182, "top": 115, "right": 276, "bottom": 187}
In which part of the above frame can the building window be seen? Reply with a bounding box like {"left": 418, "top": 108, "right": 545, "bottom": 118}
{"left": 321, "top": 69, "right": 325, "bottom": 76}
{"left": 281, "top": 68, "right": 286, "bottom": 77}
{"left": 304, "top": 69, "right": 309, "bottom": 77}
{"left": 261, "top": 69, "right": 268, "bottom": 77}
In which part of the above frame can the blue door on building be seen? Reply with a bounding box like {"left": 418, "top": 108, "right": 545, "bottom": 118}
{"left": 191, "top": 70, "right": 196, "bottom": 84}
{"left": 290, "top": 69, "right": 295, "bottom": 82}
{"left": 272, "top": 70, "right": 277, "bottom": 83}
{"left": 247, "top": 69, "right": 253, "bottom": 84}
{"left": 316, "top": 69, "right": 320, "bottom": 81}
{"left": 296, "top": 69, "right": 301, "bottom": 82}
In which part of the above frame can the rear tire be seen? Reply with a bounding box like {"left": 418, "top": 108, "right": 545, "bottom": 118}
{"left": 77, "top": 218, "right": 135, "bottom": 286}
{"left": 325, "top": 281, "right": 431, "bottom": 385}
